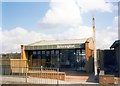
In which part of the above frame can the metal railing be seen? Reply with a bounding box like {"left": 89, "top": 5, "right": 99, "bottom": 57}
{"left": 0, "top": 59, "right": 65, "bottom": 84}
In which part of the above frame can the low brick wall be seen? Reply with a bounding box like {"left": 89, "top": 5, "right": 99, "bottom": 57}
{"left": 99, "top": 75, "right": 114, "bottom": 84}
{"left": 28, "top": 72, "right": 66, "bottom": 81}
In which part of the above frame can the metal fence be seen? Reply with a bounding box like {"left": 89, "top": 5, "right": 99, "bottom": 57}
{"left": 0, "top": 59, "right": 65, "bottom": 84}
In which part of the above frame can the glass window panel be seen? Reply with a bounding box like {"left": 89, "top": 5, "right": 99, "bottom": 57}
{"left": 46, "top": 51, "right": 50, "bottom": 54}
{"left": 33, "top": 51, "right": 36, "bottom": 55}
{"left": 42, "top": 51, "right": 45, "bottom": 54}
{"left": 38, "top": 51, "right": 41, "bottom": 54}
{"left": 55, "top": 50, "right": 59, "bottom": 54}
{"left": 82, "top": 50, "right": 86, "bottom": 54}
{"left": 51, "top": 50, "right": 54, "bottom": 54}
{"left": 76, "top": 49, "right": 80, "bottom": 54}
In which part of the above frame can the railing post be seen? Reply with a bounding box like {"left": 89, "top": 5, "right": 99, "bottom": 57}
{"left": 57, "top": 68, "right": 59, "bottom": 86}
{"left": 25, "top": 60, "right": 27, "bottom": 83}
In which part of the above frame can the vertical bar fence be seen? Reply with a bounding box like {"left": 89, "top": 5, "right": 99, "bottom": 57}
{"left": 0, "top": 59, "right": 65, "bottom": 84}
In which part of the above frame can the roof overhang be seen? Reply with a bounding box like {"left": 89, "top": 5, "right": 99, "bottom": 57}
{"left": 25, "top": 43, "right": 85, "bottom": 50}
{"left": 24, "top": 39, "right": 88, "bottom": 50}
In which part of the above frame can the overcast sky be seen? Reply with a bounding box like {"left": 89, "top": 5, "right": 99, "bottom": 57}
{"left": 1, "top": 0, "right": 119, "bottom": 53}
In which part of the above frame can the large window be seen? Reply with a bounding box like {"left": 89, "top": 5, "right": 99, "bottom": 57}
{"left": 46, "top": 51, "right": 50, "bottom": 56}
{"left": 51, "top": 50, "right": 54, "bottom": 54}
{"left": 32, "top": 51, "right": 38, "bottom": 59}
{"left": 41, "top": 51, "right": 45, "bottom": 59}
{"left": 42, "top": 51, "right": 45, "bottom": 54}
{"left": 55, "top": 50, "right": 59, "bottom": 55}
{"left": 37, "top": 51, "right": 41, "bottom": 59}
{"left": 38, "top": 51, "right": 41, "bottom": 54}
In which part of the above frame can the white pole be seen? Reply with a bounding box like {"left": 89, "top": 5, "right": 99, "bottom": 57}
{"left": 93, "top": 17, "right": 97, "bottom": 76}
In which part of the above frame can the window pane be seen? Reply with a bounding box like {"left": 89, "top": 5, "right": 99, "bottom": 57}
{"left": 82, "top": 50, "right": 85, "bottom": 54}
{"left": 33, "top": 51, "right": 36, "bottom": 55}
{"left": 51, "top": 50, "right": 54, "bottom": 54}
{"left": 55, "top": 50, "right": 59, "bottom": 54}
{"left": 42, "top": 51, "right": 45, "bottom": 54}
{"left": 38, "top": 51, "right": 41, "bottom": 54}
{"left": 46, "top": 51, "right": 50, "bottom": 54}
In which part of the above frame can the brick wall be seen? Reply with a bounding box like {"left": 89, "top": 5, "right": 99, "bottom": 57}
{"left": 29, "top": 72, "right": 66, "bottom": 81}
{"left": 99, "top": 75, "right": 115, "bottom": 84}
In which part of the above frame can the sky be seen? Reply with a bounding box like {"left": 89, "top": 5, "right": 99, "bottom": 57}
{"left": 0, "top": 0, "right": 119, "bottom": 53}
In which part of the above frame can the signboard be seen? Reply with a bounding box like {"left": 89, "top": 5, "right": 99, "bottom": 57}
{"left": 57, "top": 45, "right": 75, "bottom": 49}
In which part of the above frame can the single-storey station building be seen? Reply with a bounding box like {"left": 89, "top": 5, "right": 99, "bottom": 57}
{"left": 21, "top": 37, "right": 94, "bottom": 73}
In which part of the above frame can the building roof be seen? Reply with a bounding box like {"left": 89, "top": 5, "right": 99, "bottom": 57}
{"left": 24, "top": 38, "right": 93, "bottom": 50}
{"left": 28, "top": 38, "right": 87, "bottom": 46}
{"left": 110, "top": 40, "right": 120, "bottom": 48}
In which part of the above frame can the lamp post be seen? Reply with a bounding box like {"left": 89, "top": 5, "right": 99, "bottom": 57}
{"left": 93, "top": 17, "right": 97, "bottom": 76}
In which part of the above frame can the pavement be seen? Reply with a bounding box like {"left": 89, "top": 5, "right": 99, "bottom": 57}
{"left": 65, "top": 71, "right": 98, "bottom": 84}
{"left": 0, "top": 71, "right": 99, "bottom": 84}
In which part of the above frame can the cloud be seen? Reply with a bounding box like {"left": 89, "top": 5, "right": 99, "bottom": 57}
{"left": 1, "top": 16, "right": 118, "bottom": 53}
{"left": 1, "top": 27, "right": 54, "bottom": 53}
{"left": 1, "top": 0, "right": 117, "bottom": 53}
{"left": 54, "top": 26, "right": 93, "bottom": 40}
{"left": 96, "top": 16, "right": 118, "bottom": 49}
{"left": 76, "top": 0, "right": 113, "bottom": 13}
{"left": 40, "top": 0, "right": 82, "bottom": 28}
{"left": 38, "top": 0, "right": 117, "bottom": 50}
{"left": 1, "top": 26, "right": 93, "bottom": 53}
{"left": 39, "top": 0, "right": 114, "bottom": 29}
{"left": 113, "top": 16, "right": 118, "bottom": 26}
